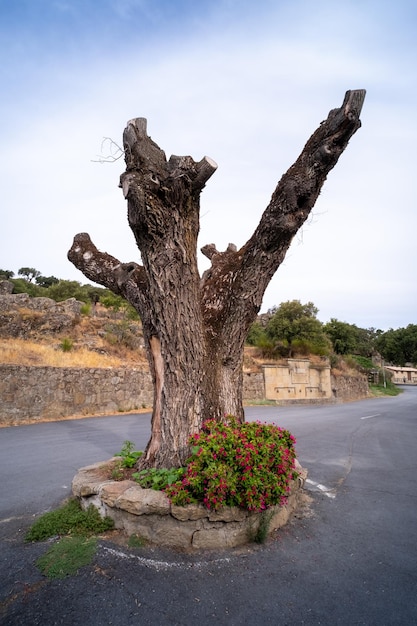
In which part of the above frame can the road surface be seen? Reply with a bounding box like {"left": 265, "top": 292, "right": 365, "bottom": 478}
{"left": 1, "top": 388, "right": 416, "bottom": 624}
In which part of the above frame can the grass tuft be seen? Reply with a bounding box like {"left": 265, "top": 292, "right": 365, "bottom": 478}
{"left": 25, "top": 498, "right": 114, "bottom": 542}
{"left": 36, "top": 536, "right": 97, "bottom": 579}
{"left": 128, "top": 534, "right": 146, "bottom": 549}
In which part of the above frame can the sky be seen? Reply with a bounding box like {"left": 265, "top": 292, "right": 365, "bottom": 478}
{"left": 0, "top": 0, "right": 416, "bottom": 331}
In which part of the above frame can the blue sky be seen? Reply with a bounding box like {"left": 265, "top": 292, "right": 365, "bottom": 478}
{"left": 0, "top": 0, "right": 416, "bottom": 330}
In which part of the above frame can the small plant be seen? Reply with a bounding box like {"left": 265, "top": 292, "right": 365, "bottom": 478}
{"left": 59, "top": 337, "right": 74, "bottom": 352}
{"left": 111, "top": 462, "right": 124, "bottom": 480}
{"left": 128, "top": 534, "right": 146, "bottom": 549}
{"left": 36, "top": 536, "right": 97, "bottom": 579}
{"left": 133, "top": 467, "right": 185, "bottom": 490}
{"left": 25, "top": 498, "right": 114, "bottom": 542}
{"left": 253, "top": 509, "right": 275, "bottom": 544}
{"left": 115, "top": 440, "right": 143, "bottom": 468}
{"left": 26, "top": 499, "right": 114, "bottom": 579}
{"left": 165, "top": 417, "right": 298, "bottom": 512}
{"left": 80, "top": 303, "right": 91, "bottom": 316}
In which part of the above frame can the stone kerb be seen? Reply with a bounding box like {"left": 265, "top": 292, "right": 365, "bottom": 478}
{"left": 72, "top": 459, "right": 307, "bottom": 550}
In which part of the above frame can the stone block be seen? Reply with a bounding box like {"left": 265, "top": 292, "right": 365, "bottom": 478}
{"left": 208, "top": 506, "right": 248, "bottom": 522}
{"left": 100, "top": 481, "right": 137, "bottom": 507}
{"left": 171, "top": 503, "right": 208, "bottom": 521}
{"left": 115, "top": 487, "right": 170, "bottom": 516}
{"left": 192, "top": 520, "right": 250, "bottom": 549}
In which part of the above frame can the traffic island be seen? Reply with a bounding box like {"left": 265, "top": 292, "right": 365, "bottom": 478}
{"left": 72, "top": 458, "right": 307, "bottom": 549}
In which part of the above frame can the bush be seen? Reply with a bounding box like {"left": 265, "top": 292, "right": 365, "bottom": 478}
{"left": 165, "top": 417, "right": 298, "bottom": 512}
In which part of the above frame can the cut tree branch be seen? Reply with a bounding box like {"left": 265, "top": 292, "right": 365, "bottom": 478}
{"left": 68, "top": 233, "right": 149, "bottom": 316}
{"left": 200, "top": 89, "right": 366, "bottom": 337}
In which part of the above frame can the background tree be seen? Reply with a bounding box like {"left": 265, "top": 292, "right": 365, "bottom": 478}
{"left": 35, "top": 275, "right": 59, "bottom": 288}
{"left": 376, "top": 325, "right": 417, "bottom": 366}
{"left": 263, "top": 300, "right": 331, "bottom": 357}
{"left": 0, "top": 269, "right": 14, "bottom": 280}
{"left": 68, "top": 90, "right": 366, "bottom": 468}
{"left": 18, "top": 267, "right": 41, "bottom": 283}
{"left": 323, "top": 318, "right": 358, "bottom": 355}
{"left": 45, "top": 280, "right": 90, "bottom": 303}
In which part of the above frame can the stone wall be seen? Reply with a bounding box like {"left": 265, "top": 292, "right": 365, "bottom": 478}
{"left": 0, "top": 365, "right": 265, "bottom": 425}
{"left": 0, "top": 364, "right": 368, "bottom": 426}
{"left": 331, "top": 373, "right": 369, "bottom": 402}
{"left": 0, "top": 365, "right": 154, "bottom": 425}
{"left": 72, "top": 458, "right": 307, "bottom": 549}
{"left": 242, "top": 372, "right": 264, "bottom": 401}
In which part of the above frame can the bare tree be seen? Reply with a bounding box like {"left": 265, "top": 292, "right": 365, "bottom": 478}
{"left": 69, "top": 90, "right": 366, "bottom": 468}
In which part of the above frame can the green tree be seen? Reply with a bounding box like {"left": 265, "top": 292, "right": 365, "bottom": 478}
{"left": 376, "top": 325, "right": 417, "bottom": 366}
{"left": 265, "top": 300, "right": 330, "bottom": 357}
{"left": 46, "top": 280, "right": 90, "bottom": 303}
{"left": 9, "top": 277, "right": 43, "bottom": 297}
{"left": 18, "top": 267, "right": 41, "bottom": 283}
{"left": 35, "top": 275, "right": 59, "bottom": 288}
{"left": 324, "top": 319, "right": 381, "bottom": 357}
{"left": 324, "top": 318, "right": 360, "bottom": 355}
{"left": 0, "top": 269, "right": 14, "bottom": 279}
{"left": 245, "top": 320, "right": 266, "bottom": 346}
{"left": 100, "top": 291, "right": 126, "bottom": 313}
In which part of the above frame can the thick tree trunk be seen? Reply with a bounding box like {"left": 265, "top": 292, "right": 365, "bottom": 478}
{"left": 68, "top": 90, "right": 365, "bottom": 467}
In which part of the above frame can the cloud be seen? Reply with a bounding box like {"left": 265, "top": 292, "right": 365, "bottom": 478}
{"left": 0, "top": 0, "right": 415, "bottom": 330}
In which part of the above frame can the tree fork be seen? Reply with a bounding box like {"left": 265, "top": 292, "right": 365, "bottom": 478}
{"left": 68, "top": 90, "right": 365, "bottom": 467}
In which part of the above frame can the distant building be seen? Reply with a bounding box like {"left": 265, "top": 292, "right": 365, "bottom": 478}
{"left": 385, "top": 366, "right": 417, "bottom": 385}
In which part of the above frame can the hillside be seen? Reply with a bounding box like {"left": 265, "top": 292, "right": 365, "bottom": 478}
{"left": 0, "top": 292, "right": 147, "bottom": 369}
{"left": 0, "top": 290, "right": 363, "bottom": 380}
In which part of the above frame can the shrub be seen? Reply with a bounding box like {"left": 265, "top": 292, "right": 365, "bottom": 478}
{"left": 165, "top": 417, "right": 297, "bottom": 512}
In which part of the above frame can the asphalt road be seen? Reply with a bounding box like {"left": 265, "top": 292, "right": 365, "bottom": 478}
{"left": 1, "top": 388, "right": 417, "bottom": 624}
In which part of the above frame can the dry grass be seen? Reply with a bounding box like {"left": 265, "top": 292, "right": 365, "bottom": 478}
{"left": 0, "top": 338, "right": 136, "bottom": 368}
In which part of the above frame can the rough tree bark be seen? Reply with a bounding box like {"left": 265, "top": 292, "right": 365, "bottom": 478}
{"left": 68, "top": 90, "right": 366, "bottom": 468}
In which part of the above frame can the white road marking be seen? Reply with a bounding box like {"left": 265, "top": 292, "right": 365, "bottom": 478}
{"left": 0, "top": 514, "right": 29, "bottom": 524}
{"left": 305, "top": 479, "right": 336, "bottom": 499}
{"left": 101, "top": 546, "right": 231, "bottom": 571}
{"left": 360, "top": 414, "right": 381, "bottom": 420}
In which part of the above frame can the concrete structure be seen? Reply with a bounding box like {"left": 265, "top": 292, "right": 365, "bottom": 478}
{"left": 263, "top": 358, "right": 332, "bottom": 404}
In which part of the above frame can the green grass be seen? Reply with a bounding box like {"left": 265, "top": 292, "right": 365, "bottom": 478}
{"left": 370, "top": 383, "right": 401, "bottom": 397}
{"left": 36, "top": 536, "right": 97, "bottom": 579}
{"left": 253, "top": 509, "right": 275, "bottom": 544}
{"left": 25, "top": 498, "right": 114, "bottom": 542}
{"left": 26, "top": 498, "right": 115, "bottom": 579}
{"left": 128, "top": 533, "right": 146, "bottom": 549}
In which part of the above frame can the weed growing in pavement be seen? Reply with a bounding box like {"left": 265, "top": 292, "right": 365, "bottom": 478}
{"left": 25, "top": 498, "right": 114, "bottom": 579}
{"left": 253, "top": 509, "right": 275, "bottom": 544}
{"left": 36, "top": 536, "right": 97, "bottom": 579}
{"left": 128, "top": 534, "right": 146, "bottom": 549}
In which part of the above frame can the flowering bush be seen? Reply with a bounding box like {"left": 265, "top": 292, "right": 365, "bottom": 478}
{"left": 165, "top": 417, "right": 298, "bottom": 511}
